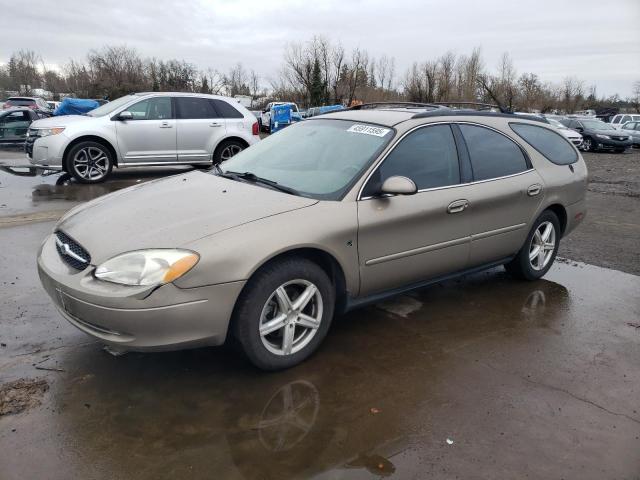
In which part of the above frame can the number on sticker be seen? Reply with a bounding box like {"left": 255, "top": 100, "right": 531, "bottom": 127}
{"left": 347, "top": 124, "right": 391, "bottom": 137}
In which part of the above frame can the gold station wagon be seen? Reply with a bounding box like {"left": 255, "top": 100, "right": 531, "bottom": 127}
{"left": 37, "top": 103, "right": 587, "bottom": 369}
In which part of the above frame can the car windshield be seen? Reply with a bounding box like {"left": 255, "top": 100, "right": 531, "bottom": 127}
{"left": 581, "top": 120, "right": 614, "bottom": 130}
{"left": 218, "top": 119, "right": 394, "bottom": 200}
{"left": 86, "top": 95, "right": 135, "bottom": 117}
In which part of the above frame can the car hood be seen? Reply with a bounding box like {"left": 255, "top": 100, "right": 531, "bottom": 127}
{"left": 588, "top": 128, "right": 623, "bottom": 135}
{"left": 57, "top": 171, "right": 318, "bottom": 263}
{"left": 30, "top": 115, "right": 96, "bottom": 128}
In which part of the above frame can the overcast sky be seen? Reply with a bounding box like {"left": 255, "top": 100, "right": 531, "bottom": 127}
{"left": 1, "top": 0, "right": 638, "bottom": 96}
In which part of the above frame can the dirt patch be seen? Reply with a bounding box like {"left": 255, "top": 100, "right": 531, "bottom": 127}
{"left": 0, "top": 378, "right": 49, "bottom": 416}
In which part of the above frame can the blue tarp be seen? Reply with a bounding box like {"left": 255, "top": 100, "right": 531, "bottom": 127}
{"left": 317, "top": 104, "right": 345, "bottom": 115}
{"left": 53, "top": 98, "right": 100, "bottom": 116}
{"left": 271, "top": 104, "right": 292, "bottom": 133}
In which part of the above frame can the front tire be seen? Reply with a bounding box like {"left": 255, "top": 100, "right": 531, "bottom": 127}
{"left": 505, "top": 210, "right": 560, "bottom": 281}
{"left": 65, "top": 141, "right": 113, "bottom": 184}
{"left": 582, "top": 136, "right": 597, "bottom": 152}
{"left": 232, "top": 258, "right": 335, "bottom": 370}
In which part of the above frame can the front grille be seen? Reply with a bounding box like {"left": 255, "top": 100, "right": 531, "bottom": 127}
{"left": 24, "top": 135, "right": 36, "bottom": 157}
{"left": 54, "top": 230, "right": 91, "bottom": 271}
{"left": 612, "top": 136, "right": 627, "bottom": 141}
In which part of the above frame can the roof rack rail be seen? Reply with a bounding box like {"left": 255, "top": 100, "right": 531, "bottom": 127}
{"left": 411, "top": 109, "right": 548, "bottom": 123}
{"left": 431, "top": 101, "right": 504, "bottom": 112}
{"left": 348, "top": 102, "right": 448, "bottom": 111}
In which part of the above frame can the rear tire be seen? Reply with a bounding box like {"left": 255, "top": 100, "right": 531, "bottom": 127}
{"left": 213, "top": 139, "right": 245, "bottom": 165}
{"left": 232, "top": 258, "right": 335, "bottom": 370}
{"left": 505, "top": 210, "right": 560, "bottom": 281}
{"left": 65, "top": 141, "right": 113, "bottom": 184}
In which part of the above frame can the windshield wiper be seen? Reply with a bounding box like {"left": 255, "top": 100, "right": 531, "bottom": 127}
{"left": 218, "top": 170, "right": 300, "bottom": 196}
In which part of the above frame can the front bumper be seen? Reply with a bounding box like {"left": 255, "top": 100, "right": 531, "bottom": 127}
{"left": 37, "top": 233, "right": 245, "bottom": 351}
{"left": 25, "top": 133, "right": 68, "bottom": 167}
{"left": 592, "top": 137, "right": 632, "bottom": 150}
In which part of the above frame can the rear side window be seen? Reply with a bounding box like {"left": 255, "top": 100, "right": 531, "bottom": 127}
{"left": 211, "top": 99, "right": 243, "bottom": 118}
{"left": 459, "top": 125, "right": 528, "bottom": 181}
{"left": 362, "top": 124, "right": 460, "bottom": 196}
{"left": 612, "top": 116, "right": 621, "bottom": 124}
{"left": 510, "top": 123, "right": 577, "bottom": 165}
{"left": 176, "top": 97, "right": 217, "bottom": 119}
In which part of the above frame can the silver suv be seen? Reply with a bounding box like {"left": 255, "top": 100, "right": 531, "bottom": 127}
{"left": 37, "top": 103, "right": 587, "bottom": 370}
{"left": 25, "top": 92, "right": 260, "bottom": 183}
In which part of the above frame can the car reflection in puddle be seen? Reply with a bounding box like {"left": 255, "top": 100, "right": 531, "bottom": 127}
{"left": 36, "top": 268, "right": 620, "bottom": 479}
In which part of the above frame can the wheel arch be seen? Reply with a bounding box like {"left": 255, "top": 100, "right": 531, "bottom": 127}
{"left": 238, "top": 247, "right": 349, "bottom": 317}
{"left": 544, "top": 203, "right": 568, "bottom": 236}
{"left": 62, "top": 135, "right": 119, "bottom": 171}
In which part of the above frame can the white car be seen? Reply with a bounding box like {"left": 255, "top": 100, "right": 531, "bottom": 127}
{"left": 546, "top": 118, "right": 583, "bottom": 147}
{"left": 610, "top": 113, "right": 640, "bottom": 130}
{"left": 25, "top": 92, "right": 260, "bottom": 183}
{"left": 260, "top": 102, "right": 299, "bottom": 132}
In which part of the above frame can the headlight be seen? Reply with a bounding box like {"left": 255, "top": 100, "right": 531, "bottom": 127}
{"left": 94, "top": 249, "right": 199, "bottom": 286}
{"left": 595, "top": 134, "right": 610, "bottom": 139}
{"left": 32, "top": 127, "right": 65, "bottom": 137}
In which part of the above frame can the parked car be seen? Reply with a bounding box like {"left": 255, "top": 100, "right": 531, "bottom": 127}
{"left": 3, "top": 96, "right": 52, "bottom": 113}
{"left": 619, "top": 121, "right": 640, "bottom": 147}
{"left": 574, "top": 109, "right": 596, "bottom": 117}
{"left": 559, "top": 118, "right": 632, "bottom": 152}
{"left": 25, "top": 92, "right": 260, "bottom": 183}
{"left": 0, "top": 107, "right": 49, "bottom": 145}
{"left": 546, "top": 117, "right": 583, "bottom": 147}
{"left": 37, "top": 105, "right": 587, "bottom": 369}
{"left": 260, "top": 102, "right": 299, "bottom": 132}
{"left": 610, "top": 113, "right": 640, "bottom": 129}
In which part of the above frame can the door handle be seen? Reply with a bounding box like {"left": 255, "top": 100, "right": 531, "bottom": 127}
{"left": 447, "top": 199, "right": 469, "bottom": 214}
{"left": 159, "top": 122, "right": 172, "bottom": 128}
{"left": 209, "top": 122, "right": 222, "bottom": 127}
{"left": 527, "top": 184, "right": 542, "bottom": 196}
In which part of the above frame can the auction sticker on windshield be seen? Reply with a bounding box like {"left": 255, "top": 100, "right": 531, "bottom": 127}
{"left": 347, "top": 124, "right": 391, "bottom": 137}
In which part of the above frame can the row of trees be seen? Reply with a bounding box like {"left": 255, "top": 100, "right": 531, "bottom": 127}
{"left": 1, "top": 40, "right": 639, "bottom": 113}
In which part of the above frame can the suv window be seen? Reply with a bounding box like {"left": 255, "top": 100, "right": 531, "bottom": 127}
{"left": 621, "top": 115, "right": 631, "bottom": 124}
{"left": 128, "top": 97, "right": 173, "bottom": 120}
{"left": 459, "top": 124, "right": 528, "bottom": 180}
{"left": 176, "top": 97, "right": 217, "bottom": 119}
{"left": 211, "top": 99, "right": 243, "bottom": 118}
{"left": 510, "top": 123, "right": 577, "bottom": 165}
{"left": 362, "top": 124, "right": 460, "bottom": 197}
{"left": 612, "top": 116, "right": 621, "bottom": 124}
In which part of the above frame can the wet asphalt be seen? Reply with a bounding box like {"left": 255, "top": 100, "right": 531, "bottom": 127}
{"left": 0, "top": 152, "right": 639, "bottom": 479}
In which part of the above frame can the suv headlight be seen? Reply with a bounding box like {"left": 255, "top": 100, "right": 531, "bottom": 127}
{"left": 31, "top": 127, "right": 65, "bottom": 137}
{"left": 95, "top": 249, "right": 199, "bottom": 286}
{"left": 595, "top": 134, "right": 610, "bottom": 139}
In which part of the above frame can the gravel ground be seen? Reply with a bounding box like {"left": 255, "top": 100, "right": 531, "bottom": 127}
{"left": 558, "top": 148, "right": 640, "bottom": 275}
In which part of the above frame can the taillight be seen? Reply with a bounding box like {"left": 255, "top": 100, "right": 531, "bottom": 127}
{"left": 252, "top": 121, "right": 259, "bottom": 136}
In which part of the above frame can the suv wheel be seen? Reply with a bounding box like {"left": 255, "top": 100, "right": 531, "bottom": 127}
{"left": 505, "top": 210, "right": 560, "bottom": 281}
{"left": 213, "top": 139, "right": 245, "bottom": 165}
{"left": 233, "top": 258, "right": 335, "bottom": 370}
{"left": 66, "top": 141, "right": 113, "bottom": 183}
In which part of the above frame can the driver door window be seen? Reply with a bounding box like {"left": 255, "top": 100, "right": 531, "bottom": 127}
{"left": 362, "top": 124, "right": 461, "bottom": 197}
{"left": 127, "top": 97, "right": 173, "bottom": 120}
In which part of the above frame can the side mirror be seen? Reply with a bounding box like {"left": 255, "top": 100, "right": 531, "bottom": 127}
{"left": 380, "top": 176, "right": 417, "bottom": 196}
{"left": 117, "top": 111, "right": 133, "bottom": 121}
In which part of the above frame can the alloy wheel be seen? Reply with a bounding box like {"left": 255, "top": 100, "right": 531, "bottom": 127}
{"left": 259, "top": 279, "right": 323, "bottom": 356}
{"left": 73, "top": 147, "right": 109, "bottom": 180}
{"left": 529, "top": 221, "right": 556, "bottom": 271}
{"left": 220, "top": 144, "right": 243, "bottom": 161}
